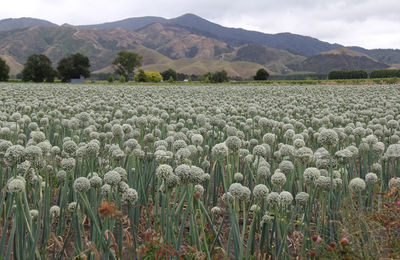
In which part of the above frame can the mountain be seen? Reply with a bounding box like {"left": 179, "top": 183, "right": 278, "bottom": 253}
{"left": 290, "top": 48, "right": 389, "bottom": 73}
{"left": 76, "top": 13, "right": 343, "bottom": 56}
{"left": 0, "top": 26, "right": 143, "bottom": 71}
{"left": 0, "top": 17, "right": 57, "bottom": 31}
{"left": 166, "top": 14, "right": 343, "bottom": 56}
{"left": 68, "top": 13, "right": 400, "bottom": 63}
{"left": 347, "top": 47, "right": 400, "bottom": 65}
{"left": 76, "top": 16, "right": 167, "bottom": 31}
{"left": 0, "top": 14, "right": 398, "bottom": 78}
{"left": 0, "top": 54, "right": 23, "bottom": 75}
{"left": 0, "top": 26, "right": 269, "bottom": 78}
{"left": 136, "top": 22, "right": 234, "bottom": 60}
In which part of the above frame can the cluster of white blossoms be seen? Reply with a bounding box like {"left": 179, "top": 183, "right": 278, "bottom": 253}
{"left": 0, "top": 82, "right": 400, "bottom": 259}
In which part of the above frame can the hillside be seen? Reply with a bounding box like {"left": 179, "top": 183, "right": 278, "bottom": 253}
{"left": 0, "top": 26, "right": 143, "bottom": 71}
{"left": 348, "top": 47, "right": 400, "bottom": 65}
{"left": 0, "top": 26, "right": 267, "bottom": 78}
{"left": 290, "top": 48, "right": 389, "bottom": 73}
{"left": 95, "top": 58, "right": 268, "bottom": 79}
{"left": 0, "top": 17, "right": 57, "bottom": 31}
{"left": 76, "top": 16, "right": 167, "bottom": 31}
{"left": 0, "top": 54, "right": 23, "bottom": 75}
{"left": 136, "top": 23, "right": 234, "bottom": 60}
{"left": 62, "top": 13, "right": 400, "bottom": 63}
{"left": 137, "top": 59, "right": 266, "bottom": 79}
{"left": 77, "top": 13, "right": 342, "bottom": 56}
{"left": 0, "top": 14, "right": 398, "bottom": 77}
{"left": 165, "top": 14, "right": 343, "bottom": 56}
{"left": 232, "top": 44, "right": 306, "bottom": 74}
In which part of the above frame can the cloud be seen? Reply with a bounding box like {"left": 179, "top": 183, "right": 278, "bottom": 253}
{"left": 0, "top": 0, "right": 399, "bottom": 49}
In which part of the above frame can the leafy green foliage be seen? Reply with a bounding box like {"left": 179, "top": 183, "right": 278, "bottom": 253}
{"left": 254, "top": 68, "right": 269, "bottom": 80}
{"left": 146, "top": 71, "right": 162, "bottom": 82}
{"left": 0, "top": 57, "right": 10, "bottom": 81}
{"left": 370, "top": 69, "right": 400, "bottom": 78}
{"left": 107, "top": 75, "right": 114, "bottom": 83}
{"left": 57, "top": 53, "right": 90, "bottom": 82}
{"left": 22, "top": 54, "right": 56, "bottom": 82}
{"left": 203, "top": 72, "right": 212, "bottom": 82}
{"left": 269, "top": 73, "right": 327, "bottom": 80}
{"left": 211, "top": 70, "right": 228, "bottom": 83}
{"left": 328, "top": 70, "right": 368, "bottom": 80}
{"left": 134, "top": 70, "right": 162, "bottom": 82}
{"left": 112, "top": 50, "right": 142, "bottom": 80}
{"left": 161, "top": 68, "right": 177, "bottom": 81}
{"left": 134, "top": 69, "right": 147, "bottom": 82}
{"left": 119, "top": 75, "right": 126, "bottom": 83}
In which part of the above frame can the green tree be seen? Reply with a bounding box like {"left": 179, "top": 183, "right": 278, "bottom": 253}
{"left": 328, "top": 70, "right": 368, "bottom": 80}
{"left": 146, "top": 71, "right": 162, "bottom": 82}
{"left": 161, "top": 68, "right": 177, "bottom": 81}
{"left": 134, "top": 69, "right": 148, "bottom": 82}
{"left": 57, "top": 53, "right": 90, "bottom": 82}
{"left": 168, "top": 76, "right": 174, "bottom": 83}
{"left": 203, "top": 72, "right": 212, "bottom": 81}
{"left": 211, "top": 70, "right": 228, "bottom": 83}
{"left": 370, "top": 69, "right": 400, "bottom": 78}
{"left": 107, "top": 75, "right": 114, "bottom": 83}
{"left": 119, "top": 76, "right": 126, "bottom": 83}
{"left": 22, "top": 54, "right": 56, "bottom": 82}
{"left": 134, "top": 70, "right": 162, "bottom": 82}
{"left": 112, "top": 50, "right": 142, "bottom": 80}
{"left": 0, "top": 57, "right": 10, "bottom": 82}
{"left": 254, "top": 68, "right": 269, "bottom": 80}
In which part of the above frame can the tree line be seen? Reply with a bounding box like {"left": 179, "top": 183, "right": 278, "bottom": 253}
{"left": 0, "top": 50, "right": 272, "bottom": 83}
{"left": 0, "top": 50, "right": 142, "bottom": 83}
{"left": 328, "top": 69, "right": 400, "bottom": 80}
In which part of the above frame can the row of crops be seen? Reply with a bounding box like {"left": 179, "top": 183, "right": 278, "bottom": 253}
{"left": 0, "top": 83, "right": 399, "bottom": 259}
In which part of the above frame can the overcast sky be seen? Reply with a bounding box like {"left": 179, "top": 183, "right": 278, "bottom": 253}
{"left": 1, "top": 0, "right": 399, "bottom": 49}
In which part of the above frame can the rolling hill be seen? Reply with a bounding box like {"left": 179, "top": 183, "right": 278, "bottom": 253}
{"left": 347, "top": 47, "right": 400, "bottom": 65}
{"left": 232, "top": 44, "right": 306, "bottom": 74}
{"left": 289, "top": 48, "right": 389, "bottom": 73}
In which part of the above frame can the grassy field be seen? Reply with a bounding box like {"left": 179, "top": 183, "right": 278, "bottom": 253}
{"left": 0, "top": 83, "right": 399, "bottom": 259}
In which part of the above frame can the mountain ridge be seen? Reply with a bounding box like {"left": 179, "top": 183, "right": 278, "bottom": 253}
{"left": 0, "top": 17, "right": 57, "bottom": 31}
{"left": 0, "top": 14, "right": 398, "bottom": 78}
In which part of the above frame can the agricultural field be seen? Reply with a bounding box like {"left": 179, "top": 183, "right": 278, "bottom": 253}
{"left": 0, "top": 83, "right": 400, "bottom": 259}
